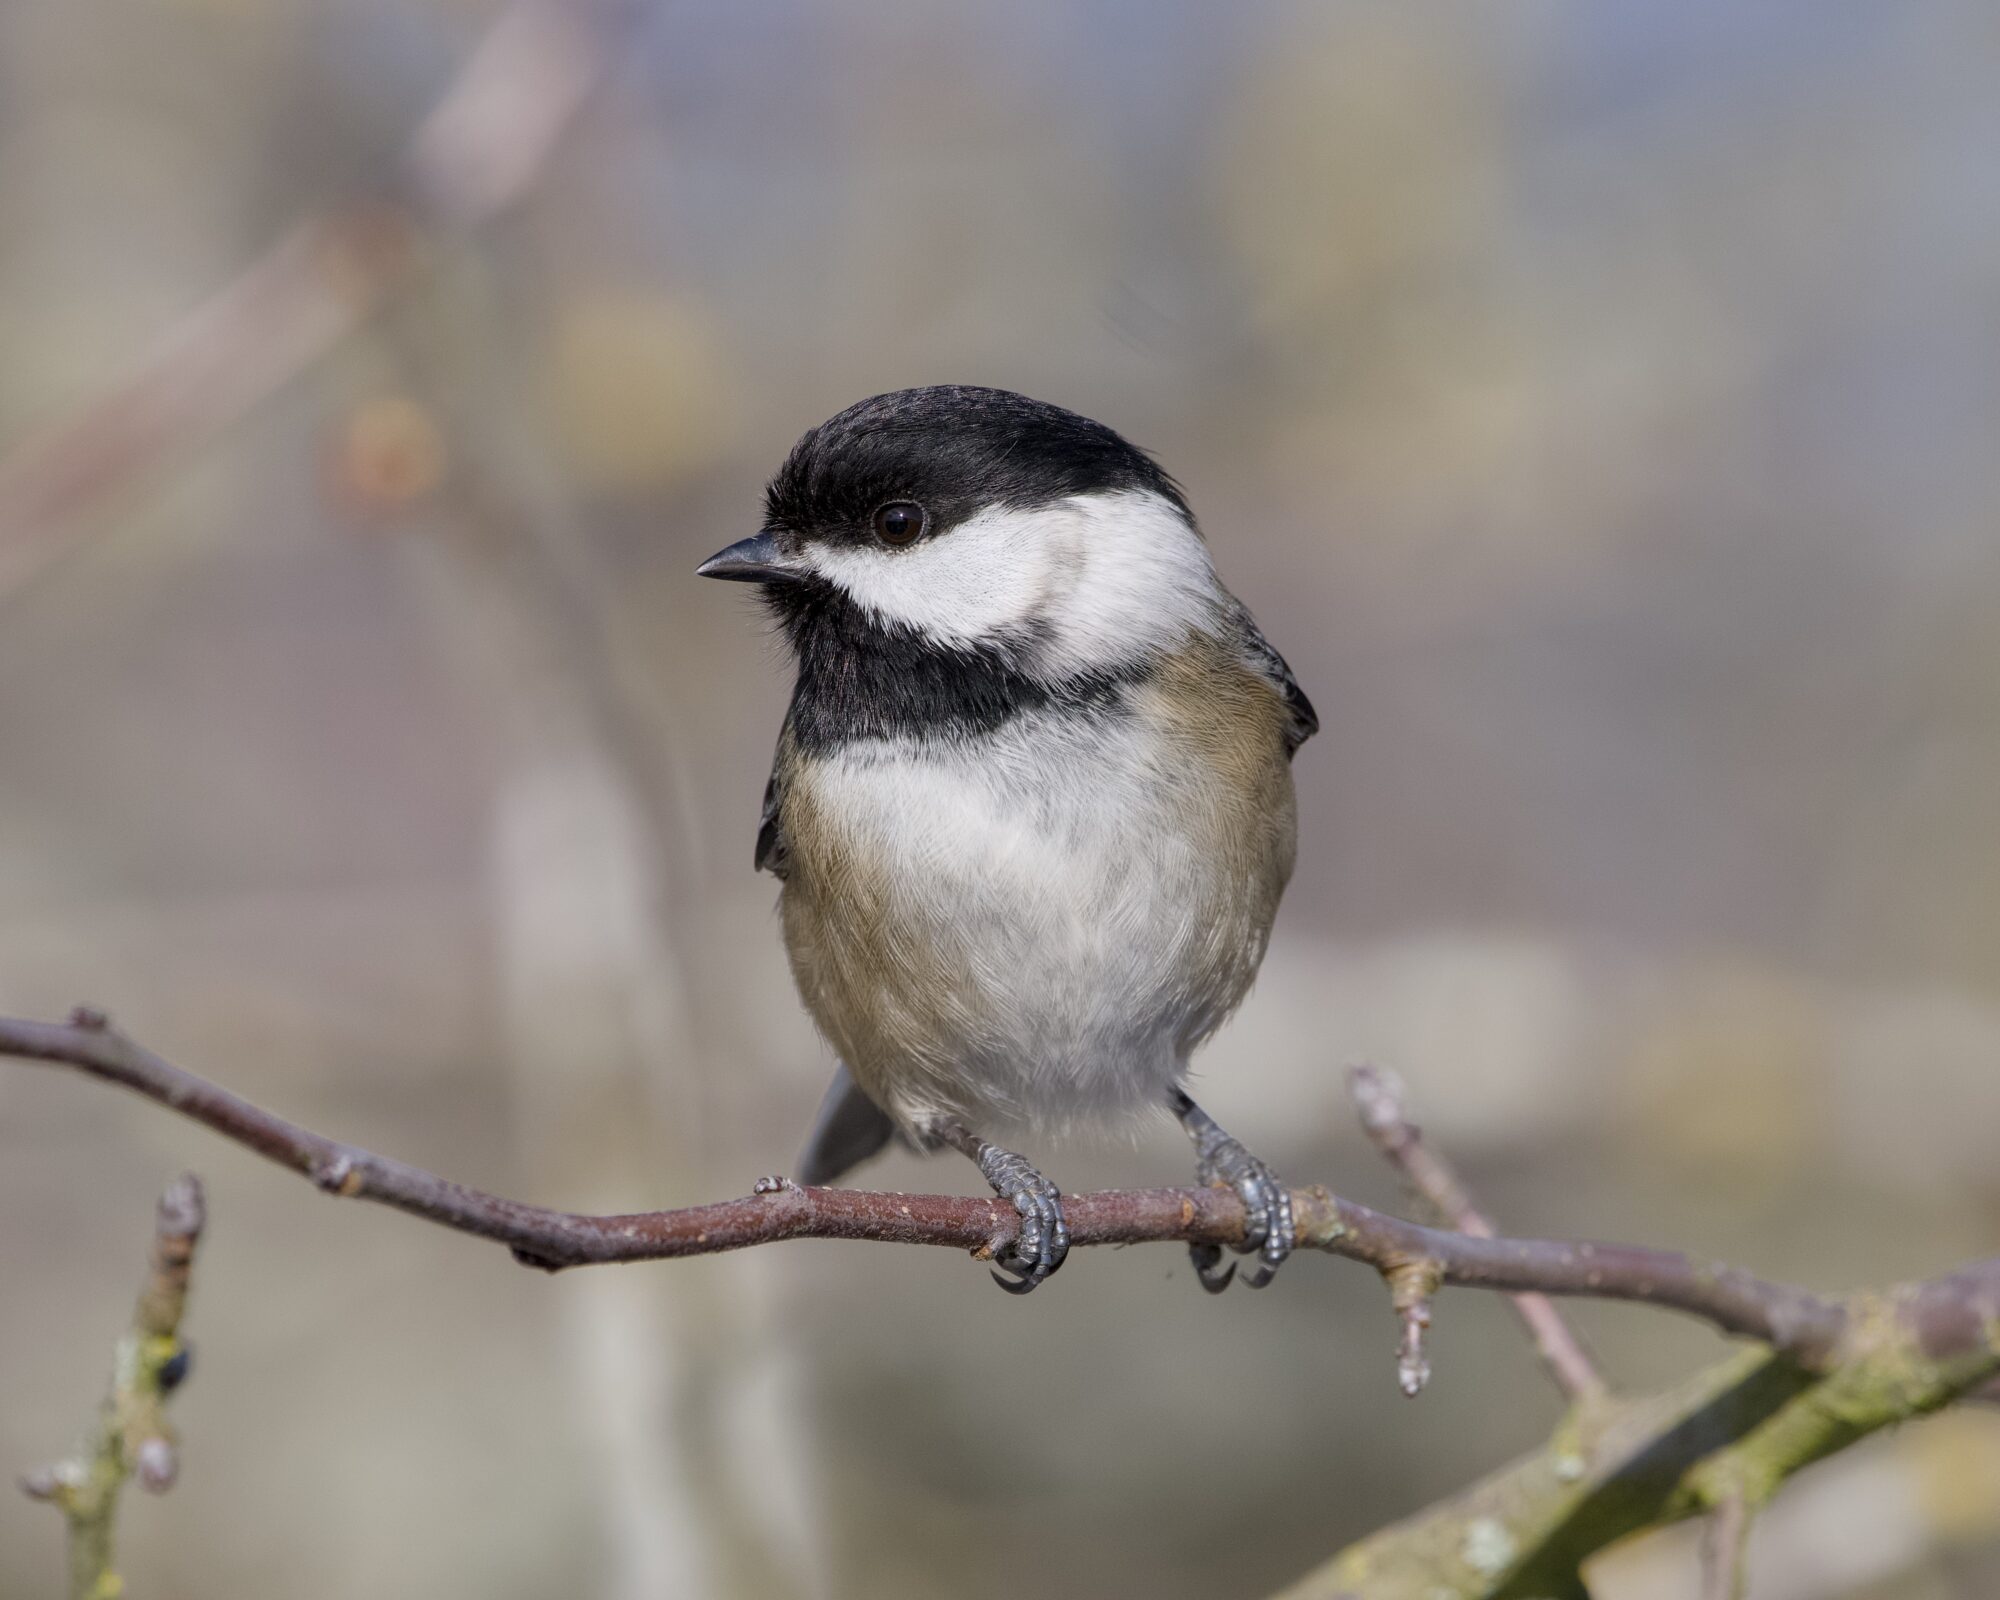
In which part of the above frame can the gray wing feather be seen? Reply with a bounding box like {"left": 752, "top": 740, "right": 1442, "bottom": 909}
{"left": 754, "top": 725, "right": 792, "bottom": 879}
{"left": 1232, "top": 604, "right": 1319, "bottom": 757}
{"left": 796, "top": 1063, "right": 898, "bottom": 1186}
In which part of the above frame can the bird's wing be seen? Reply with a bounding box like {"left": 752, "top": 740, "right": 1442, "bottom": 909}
{"left": 1231, "top": 602, "right": 1319, "bottom": 758}
{"left": 754, "top": 723, "right": 792, "bottom": 879}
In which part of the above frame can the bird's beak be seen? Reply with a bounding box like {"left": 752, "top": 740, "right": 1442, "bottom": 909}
{"left": 696, "top": 531, "right": 806, "bottom": 584}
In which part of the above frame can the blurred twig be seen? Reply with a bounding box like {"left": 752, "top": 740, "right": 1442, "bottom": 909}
{"left": 0, "top": 1008, "right": 1853, "bottom": 1360}
{"left": 21, "top": 1175, "right": 205, "bottom": 1600}
{"left": 0, "top": 0, "right": 620, "bottom": 603}
{"left": 1351, "top": 1064, "right": 1608, "bottom": 1406}
{"left": 1700, "top": 1492, "right": 1752, "bottom": 1600}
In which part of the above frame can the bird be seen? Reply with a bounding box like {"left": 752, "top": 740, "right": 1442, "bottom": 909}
{"left": 698, "top": 386, "right": 1317, "bottom": 1294}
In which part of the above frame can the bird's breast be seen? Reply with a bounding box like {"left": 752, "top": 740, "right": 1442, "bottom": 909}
{"left": 775, "top": 647, "right": 1297, "bottom": 1136}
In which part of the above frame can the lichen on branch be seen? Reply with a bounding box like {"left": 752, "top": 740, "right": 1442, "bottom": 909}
{"left": 1277, "top": 1274, "right": 2000, "bottom": 1598}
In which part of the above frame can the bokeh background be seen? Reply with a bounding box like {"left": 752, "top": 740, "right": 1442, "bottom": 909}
{"left": 3, "top": 3, "right": 2000, "bottom": 1596}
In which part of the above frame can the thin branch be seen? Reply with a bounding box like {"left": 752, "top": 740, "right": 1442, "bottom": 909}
{"left": 1385, "top": 1258, "right": 1441, "bottom": 1398}
{"left": 1700, "top": 1492, "right": 1752, "bottom": 1600}
{"left": 12, "top": 1010, "right": 2000, "bottom": 1600}
{"left": 0, "top": 1010, "right": 1852, "bottom": 1363}
{"left": 0, "top": 0, "right": 619, "bottom": 602}
{"left": 22, "top": 1175, "right": 205, "bottom": 1600}
{"left": 1351, "top": 1065, "right": 1609, "bottom": 1406}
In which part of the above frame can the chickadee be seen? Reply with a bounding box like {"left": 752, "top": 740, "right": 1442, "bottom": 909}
{"left": 699, "top": 386, "right": 1316, "bottom": 1293}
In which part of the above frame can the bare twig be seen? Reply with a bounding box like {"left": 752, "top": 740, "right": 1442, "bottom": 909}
{"left": 0, "top": 1010, "right": 1853, "bottom": 1364}
{"left": 22, "top": 1175, "right": 205, "bottom": 1600}
{"left": 1352, "top": 1064, "right": 1609, "bottom": 1406}
{"left": 1701, "top": 1492, "right": 1753, "bottom": 1600}
{"left": 0, "top": 0, "right": 619, "bottom": 601}
{"left": 1385, "top": 1258, "right": 1441, "bottom": 1398}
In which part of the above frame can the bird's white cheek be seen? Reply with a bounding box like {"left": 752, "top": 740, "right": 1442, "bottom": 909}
{"left": 805, "top": 489, "right": 1221, "bottom": 672}
{"left": 1025, "top": 493, "right": 1224, "bottom": 675}
{"left": 806, "top": 521, "right": 1054, "bottom": 648}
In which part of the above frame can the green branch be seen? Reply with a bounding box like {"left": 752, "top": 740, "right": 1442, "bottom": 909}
{"left": 21, "top": 1176, "right": 205, "bottom": 1600}
{"left": 1275, "top": 1272, "right": 2000, "bottom": 1598}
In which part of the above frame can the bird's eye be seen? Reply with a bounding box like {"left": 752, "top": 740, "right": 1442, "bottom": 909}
{"left": 872, "top": 502, "right": 926, "bottom": 547}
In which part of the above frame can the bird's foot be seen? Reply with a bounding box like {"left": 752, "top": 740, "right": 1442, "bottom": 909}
{"left": 1174, "top": 1093, "right": 1295, "bottom": 1292}
{"left": 973, "top": 1141, "right": 1069, "bottom": 1295}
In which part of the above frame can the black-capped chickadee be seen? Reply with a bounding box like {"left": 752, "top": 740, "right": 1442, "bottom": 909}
{"left": 699, "top": 386, "right": 1316, "bottom": 1293}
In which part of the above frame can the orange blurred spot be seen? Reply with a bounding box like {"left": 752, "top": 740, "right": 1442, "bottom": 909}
{"left": 329, "top": 396, "right": 448, "bottom": 517}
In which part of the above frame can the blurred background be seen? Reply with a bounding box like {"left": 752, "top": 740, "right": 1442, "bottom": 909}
{"left": 2, "top": 2, "right": 1999, "bottom": 1596}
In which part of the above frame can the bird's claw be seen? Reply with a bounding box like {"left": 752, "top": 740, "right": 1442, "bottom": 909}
{"left": 1189, "top": 1241, "right": 1236, "bottom": 1294}
{"left": 977, "top": 1144, "right": 1069, "bottom": 1294}
{"left": 1192, "top": 1131, "right": 1295, "bottom": 1291}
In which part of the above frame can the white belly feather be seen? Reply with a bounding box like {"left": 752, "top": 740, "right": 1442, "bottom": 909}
{"left": 780, "top": 694, "right": 1293, "bottom": 1138}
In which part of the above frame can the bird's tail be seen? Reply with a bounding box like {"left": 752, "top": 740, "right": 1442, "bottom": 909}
{"left": 796, "top": 1062, "right": 897, "bottom": 1187}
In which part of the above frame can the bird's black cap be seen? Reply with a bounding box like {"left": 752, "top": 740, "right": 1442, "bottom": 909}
{"left": 761, "top": 386, "right": 1188, "bottom": 547}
